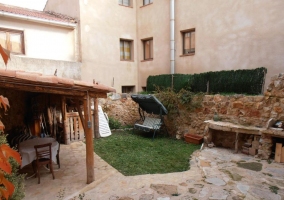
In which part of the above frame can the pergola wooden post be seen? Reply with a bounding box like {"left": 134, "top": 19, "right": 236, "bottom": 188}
{"left": 83, "top": 94, "right": 94, "bottom": 183}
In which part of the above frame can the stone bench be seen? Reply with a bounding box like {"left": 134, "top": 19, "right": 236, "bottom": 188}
{"left": 204, "top": 120, "right": 266, "bottom": 153}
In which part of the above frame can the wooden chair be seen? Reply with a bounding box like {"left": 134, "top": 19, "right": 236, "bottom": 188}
{"left": 33, "top": 143, "right": 55, "bottom": 184}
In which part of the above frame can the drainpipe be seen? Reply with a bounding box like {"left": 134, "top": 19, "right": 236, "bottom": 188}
{"left": 170, "top": 0, "right": 175, "bottom": 74}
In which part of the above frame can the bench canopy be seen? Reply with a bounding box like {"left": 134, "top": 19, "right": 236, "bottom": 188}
{"left": 131, "top": 94, "right": 168, "bottom": 115}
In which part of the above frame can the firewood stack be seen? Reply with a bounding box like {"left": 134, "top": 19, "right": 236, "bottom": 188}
{"left": 275, "top": 143, "right": 284, "bottom": 163}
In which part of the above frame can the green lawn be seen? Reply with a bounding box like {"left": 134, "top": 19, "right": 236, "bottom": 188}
{"left": 94, "top": 131, "right": 201, "bottom": 176}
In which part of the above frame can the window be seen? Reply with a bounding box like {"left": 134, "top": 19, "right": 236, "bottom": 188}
{"left": 182, "top": 29, "right": 195, "bottom": 55}
{"left": 142, "top": 38, "right": 153, "bottom": 60}
{"left": 120, "top": 39, "right": 132, "bottom": 61}
{"left": 143, "top": 0, "right": 153, "bottom": 6}
{"left": 122, "top": 86, "right": 135, "bottom": 93}
{"left": 119, "top": 0, "right": 132, "bottom": 7}
{"left": 0, "top": 28, "right": 24, "bottom": 54}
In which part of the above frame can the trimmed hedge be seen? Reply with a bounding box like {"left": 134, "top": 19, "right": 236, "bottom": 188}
{"left": 147, "top": 67, "right": 267, "bottom": 95}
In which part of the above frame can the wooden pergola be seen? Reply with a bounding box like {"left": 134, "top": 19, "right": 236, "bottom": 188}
{"left": 0, "top": 69, "right": 116, "bottom": 184}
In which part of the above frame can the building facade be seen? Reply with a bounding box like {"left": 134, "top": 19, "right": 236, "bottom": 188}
{"left": 0, "top": 3, "right": 81, "bottom": 79}
{"left": 2, "top": 1, "right": 284, "bottom": 93}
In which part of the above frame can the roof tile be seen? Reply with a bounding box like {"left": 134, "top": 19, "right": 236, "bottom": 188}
{"left": 16, "top": 71, "right": 41, "bottom": 82}
{"left": 0, "top": 69, "right": 16, "bottom": 78}
{"left": 0, "top": 3, "right": 77, "bottom": 23}
{"left": 0, "top": 69, "right": 116, "bottom": 94}
{"left": 36, "top": 75, "right": 59, "bottom": 84}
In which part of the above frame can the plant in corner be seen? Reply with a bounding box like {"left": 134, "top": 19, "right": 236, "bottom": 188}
{"left": 108, "top": 116, "right": 122, "bottom": 129}
{"left": 0, "top": 95, "right": 25, "bottom": 200}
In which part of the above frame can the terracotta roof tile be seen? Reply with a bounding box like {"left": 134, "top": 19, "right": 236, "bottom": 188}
{"left": 74, "top": 80, "right": 94, "bottom": 88}
{"left": 0, "top": 3, "right": 77, "bottom": 23}
{"left": 36, "top": 75, "right": 59, "bottom": 84}
{"left": 57, "top": 77, "right": 74, "bottom": 86}
{"left": 16, "top": 71, "right": 41, "bottom": 82}
{"left": 0, "top": 69, "right": 116, "bottom": 96}
{"left": 0, "top": 69, "right": 16, "bottom": 78}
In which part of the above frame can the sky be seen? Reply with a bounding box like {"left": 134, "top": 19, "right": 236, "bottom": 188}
{"left": 0, "top": 0, "right": 47, "bottom": 10}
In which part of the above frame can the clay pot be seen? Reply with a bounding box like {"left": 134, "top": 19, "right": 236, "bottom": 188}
{"left": 184, "top": 133, "right": 203, "bottom": 144}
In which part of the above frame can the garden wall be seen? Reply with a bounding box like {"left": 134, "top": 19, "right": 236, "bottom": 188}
{"left": 101, "top": 73, "right": 284, "bottom": 137}
{"left": 100, "top": 73, "right": 284, "bottom": 159}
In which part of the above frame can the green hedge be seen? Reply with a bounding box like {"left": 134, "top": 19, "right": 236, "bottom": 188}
{"left": 146, "top": 67, "right": 267, "bottom": 95}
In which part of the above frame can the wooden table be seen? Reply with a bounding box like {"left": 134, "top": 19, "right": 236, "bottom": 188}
{"left": 19, "top": 137, "right": 59, "bottom": 168}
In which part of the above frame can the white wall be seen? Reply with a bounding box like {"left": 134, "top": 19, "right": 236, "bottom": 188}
{"left": 0, "top": 17, "right": 76, "bottom": 62}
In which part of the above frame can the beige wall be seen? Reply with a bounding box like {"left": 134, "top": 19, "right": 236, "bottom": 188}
{"left": 136, "top": 1, "right": 170, "bottom": 91}
{"left": 46, "top": 0, "right": 139, "bottom": 93}
{"left": 44, "top": 0, "right": 284, "bottom": 92}
{"left": 175, "top": 0, "right": 284, "bottom": 89}
{"left": 0, "top": 17, "right": 76, "bottom": 62}
{"left": 45, "top": 0, "right": 80, "bottom": 19}
{"left": 78, "top": 0, "right": 138, "bottom": 93}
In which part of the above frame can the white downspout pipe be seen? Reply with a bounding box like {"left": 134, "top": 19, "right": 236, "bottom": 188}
{"left": 170, "top": 0, "right": 175, "bottom": 74}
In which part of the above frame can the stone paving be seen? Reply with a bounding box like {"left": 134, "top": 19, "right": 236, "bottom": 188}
{"left": 22, "top": 141, "right": 284, "bottom": 200}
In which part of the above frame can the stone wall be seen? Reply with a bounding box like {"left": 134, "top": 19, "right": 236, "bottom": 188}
{"left": 100, "top": 73, "right": 284, "bottom": 135}
{"left": 99, "top": 95, "right": 140, "bottom": 127}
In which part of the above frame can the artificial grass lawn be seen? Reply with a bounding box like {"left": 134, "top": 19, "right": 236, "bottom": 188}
{"left": 94, "top": 131, "right": 201, "bottom": 176}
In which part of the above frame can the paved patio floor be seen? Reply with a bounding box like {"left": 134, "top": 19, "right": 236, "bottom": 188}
{"left": 21, "top": 141, "right": 284, "bottom": 200}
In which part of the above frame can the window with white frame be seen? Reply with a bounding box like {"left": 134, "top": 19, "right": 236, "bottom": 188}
{"left": 0, "top": 28, "right": 25, "bottom": 54}
{"left": 143, "top": 0, "right": 153, "bottom": 6}
{"left": 120, "top": 39, "right": 132, "bottom": 60}
{"left": 182, "top": 29, "right": 195, "bottom": 55}
{"left": 119, "top": 0, "right": 132, "bottom": 7}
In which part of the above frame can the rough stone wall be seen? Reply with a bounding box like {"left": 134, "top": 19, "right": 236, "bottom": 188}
{"left": 100, "top": 73, "right": 284, "bottom": 137}
{"left": 99, "top": 96, "right": 140, "bottom": 127}
{"left": 99, "top": 73, "right": 284, "bottom": 159}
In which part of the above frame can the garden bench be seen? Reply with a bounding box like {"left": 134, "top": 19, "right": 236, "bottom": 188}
{"left": 134, "top": 117, "right": 162, "bottom": 138}
{"left": 131, "top": 94, "right": 168, "bottom": 139}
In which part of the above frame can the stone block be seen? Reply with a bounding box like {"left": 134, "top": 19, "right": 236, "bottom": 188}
{"left": 252, "top": 139, "right": 260, "bottom": 149}
{"left": 249, "top": 148, "right": 257, "bottom": 156}
{"left": 232, "top": 101, "right": 244, "bottom": 109}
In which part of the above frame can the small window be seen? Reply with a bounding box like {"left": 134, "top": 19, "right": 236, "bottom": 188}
{"left": 119, "top": 0, "right": 132, "bottom": 7}
{"left": 0, "top": 28, "right": 25, "bottom": 54}
{"left": 122, "top": 86, "right": 135, "bottom": 93}
{"left": 142, "top": 38, "right": 153, "bottom": 60}
{"left": 182, "top": 29, "right": 195, "bottom": 55}
{"left": 120, "top": 39, "right": 133, "bottom": 61}
{"left": 143, "top": 0, "right": 153, "bottom": 6}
